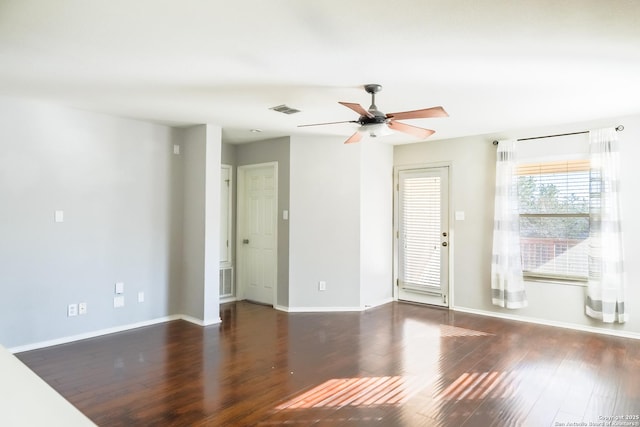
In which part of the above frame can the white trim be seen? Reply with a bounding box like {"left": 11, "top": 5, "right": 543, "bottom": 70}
{"left": 220, "top": 163, "right": 233, "bottom": 269}
{"left": 452, "top": 305, "right": 640, "bottom": 340}
{"left": 8, "top": 314, "right": 223, "bottom": 353}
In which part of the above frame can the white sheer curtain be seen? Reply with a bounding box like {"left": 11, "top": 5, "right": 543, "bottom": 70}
{"left": 586, "top": 128, "right": 627, "bottom": 323}
{"left": 491, "top": 140, "right": 527, "bottom": 309}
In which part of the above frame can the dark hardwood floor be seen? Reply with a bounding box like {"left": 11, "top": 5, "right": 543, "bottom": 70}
{"left": 16, "top": 301, "right": 640, "bottom": 426}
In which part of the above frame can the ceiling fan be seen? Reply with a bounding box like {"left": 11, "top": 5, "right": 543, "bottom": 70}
{"left": 298, "top": 84, "right": 448, "bottom": 144}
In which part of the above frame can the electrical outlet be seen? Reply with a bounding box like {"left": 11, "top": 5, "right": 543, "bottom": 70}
{"left": 79, "top": 302, "right": 87, "bottom": 315}
{"left": 137, "top": 291, "right": 144, "bottom": 303}
{"left": 318, "top": 281, "right": 326, "bottom": 291}
{"left": 67, "top": 303, "right": 78, "bottom": 317}
{"left": 115, "top": 282, "right": 124, "bottom": 294}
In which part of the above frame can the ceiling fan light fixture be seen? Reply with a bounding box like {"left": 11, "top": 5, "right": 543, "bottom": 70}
{"left": 363, "top": 122, "right": 393, "bottom": 138}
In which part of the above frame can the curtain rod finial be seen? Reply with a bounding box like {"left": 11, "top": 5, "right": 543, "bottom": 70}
{"left": 616, "top": 125, "right": 624, "bottom": 132}
{"left": 492, "top": 140, "right": 499, "bottom": 146}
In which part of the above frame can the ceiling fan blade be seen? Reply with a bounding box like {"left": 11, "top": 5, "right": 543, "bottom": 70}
{"left": 298, "top": 120, "right": 358, "bottom": 128}
{"left": 388, "top": 121, "right": 435, "bottom": 139}
{"left": 386, "top": 106, "right": 449, "bottom": 121}
{"left": 344, "top": 131, "right": 363, "bottom": 144}
{"left": 338, "top": 102, "right": 374, "bottom": 118}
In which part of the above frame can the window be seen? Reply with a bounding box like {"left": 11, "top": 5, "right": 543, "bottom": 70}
{"left": 517, "top": 159, "right": 590, "bottom": 280}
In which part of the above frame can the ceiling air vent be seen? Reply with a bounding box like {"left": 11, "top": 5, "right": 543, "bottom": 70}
{"left": 269, "top": 104, "right": 301, "bottom": 115}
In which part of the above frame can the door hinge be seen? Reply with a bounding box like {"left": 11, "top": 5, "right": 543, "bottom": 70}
{"left": 443, "top": 294, "right": 447, "bottom": 305}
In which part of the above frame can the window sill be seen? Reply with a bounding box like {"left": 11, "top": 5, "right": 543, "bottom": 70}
{"left": 523, "top": 276, "right": 587, "bottom": 287}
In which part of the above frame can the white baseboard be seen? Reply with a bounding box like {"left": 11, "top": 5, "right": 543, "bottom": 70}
{"left": 363, "top": 297, "right": 394, "bottom": 310}
{"left": 276, "top": 298, "right": 393, "bottom": 313}
{"left": 9, "top": 315, "right": 181, "bottom": 353}
{"left": 285, "top": 306, "right": 365, "bottom": 313}
{"left": 181, "top": 315, "right": 222, "bottom": 327}
{"left": 453, "top": 305, "right": 640, "bottom": 340}
{"left": 9, "top": 314, "right": 222, "bottom": 354}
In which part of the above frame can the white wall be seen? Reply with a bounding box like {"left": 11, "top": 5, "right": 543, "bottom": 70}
{"left": 203, "top": 125, "right": 222, "bottom": 324}
{"left": 395, "top": 114, "right": 640, "bottom": 336}
{"left": 0, "top": 97, "right": 183, "bottom": 348}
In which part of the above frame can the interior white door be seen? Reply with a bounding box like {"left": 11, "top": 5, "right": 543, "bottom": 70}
{"left": 238, "top": 163, "right": 278, "bottom": 305}
{"left": 397, "top": 167, "right": 449, "bottom": 307}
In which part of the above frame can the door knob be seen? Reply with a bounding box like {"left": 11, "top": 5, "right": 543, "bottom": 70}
{"left": 442, "top": 242, "right": 448, "bottom": 247}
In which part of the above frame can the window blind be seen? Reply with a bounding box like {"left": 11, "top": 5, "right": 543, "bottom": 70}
{"left": 517, "top": 159, "right": 590, "bottom": 279}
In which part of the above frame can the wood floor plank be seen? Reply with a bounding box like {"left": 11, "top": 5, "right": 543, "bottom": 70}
{"left": 15, "top": 301, "right": 640, "bottom": 426}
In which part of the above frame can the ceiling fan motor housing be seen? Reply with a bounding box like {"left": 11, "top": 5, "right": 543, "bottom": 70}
{"left": 358, "top": 114, "right": 387, "bottom": 125}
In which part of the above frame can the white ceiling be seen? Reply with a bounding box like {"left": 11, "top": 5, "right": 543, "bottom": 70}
{"left": 1, "top": 0, "right": 639, "bottom": 144}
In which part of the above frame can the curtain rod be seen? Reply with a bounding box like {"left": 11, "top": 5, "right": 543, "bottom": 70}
{"left": 492, "top": 125, "right": 624, "bottom": 146}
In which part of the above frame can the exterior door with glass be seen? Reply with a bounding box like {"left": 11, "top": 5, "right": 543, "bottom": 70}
{"left": 397, "top": 166, "right": 449, "bottom": 307}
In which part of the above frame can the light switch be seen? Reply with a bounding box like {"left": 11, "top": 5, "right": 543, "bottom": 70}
{"left": 115, "top": 282, "right": 124, "bottom": 294}
{"left": 283, "top": 210, "right": 289, "bottom": 220}
{"left": 54, "top": 210, "right": 64, "bottom": 223}
{"left": 173, "top": 145, "right": 180, "bottom": 155}
{"left": 455, "top": 211, "right": 465, "bottom": 221}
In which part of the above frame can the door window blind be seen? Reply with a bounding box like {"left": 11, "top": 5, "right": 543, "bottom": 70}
{"left": 401, "top": 175, "right": 441, "bottom": 289}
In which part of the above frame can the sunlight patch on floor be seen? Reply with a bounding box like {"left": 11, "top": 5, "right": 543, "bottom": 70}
{"left": 437, "top": 371, "right": 516, "bottom": 401}
{"left": 439, "top": 325, "right": 493, "bottom": 338}
{"left": 275, "top": 376, "right": 426, "bottom": 410}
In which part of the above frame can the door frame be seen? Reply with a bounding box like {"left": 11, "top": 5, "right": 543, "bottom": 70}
{"left": 393, "top": 161, "right": 454, "bottom": 308}
{"left": 236, "top": 161, "right": 279, "bottom": 305}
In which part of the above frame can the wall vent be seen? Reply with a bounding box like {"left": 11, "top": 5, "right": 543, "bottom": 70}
{"left": 269, "top": 104, "right": 301, "bottom": 115}
{"left": 220, "top": 267, "right": 234, "bottom": 298}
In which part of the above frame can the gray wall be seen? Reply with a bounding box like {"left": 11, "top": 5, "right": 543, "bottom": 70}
{"left": 179, "top": 126, "right": 207, "bottom": 319}
{"left": 288, "top": 135, "right": 394, "bottom": 310}
{"left": 289, "top": 135, "right": 362, "bottom": 309}
{"left": 360, "top": 143, "right": 394, "bottom": 307}
{"left": 394, "top": 114, "right": 640, "bottom": 336}
{"left": 235, "top": 137, "right": 290, "bottom": 307}
{"left": 178, "top": 125, "right": 222, "bottom": 324}
{"left": 0, "top": 97, "right": 184, "bottom": 348}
